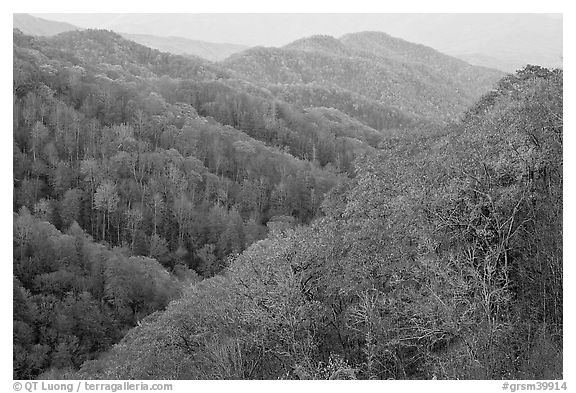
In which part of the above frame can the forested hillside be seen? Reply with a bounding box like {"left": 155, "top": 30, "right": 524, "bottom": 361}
{"left": 13, "top": 27, "right": 561, "bottom": 380}
{"left": 13, "top": 28, "right": 351, "bottom": 378}
{"left": 224, "top": 33, "right": 503, "bottom": 122}
{"left": 74, "top": 65, "right": 563, "bottom": 381}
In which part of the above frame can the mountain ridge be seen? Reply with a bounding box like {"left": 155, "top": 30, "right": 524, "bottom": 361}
{"left": 119, "top": 33, "right": 249, "bottom": 62}
{"left": 14, "top": 14, "right": 249, "bottom": 63}
{"left": 224, "top": 32, "right": 504, "bottom": 122}
{"left": 31, "top": 13, "right": 562, "bottom": 71}
{"left": 13, "top": 13, "right": 81, "bottom": 36}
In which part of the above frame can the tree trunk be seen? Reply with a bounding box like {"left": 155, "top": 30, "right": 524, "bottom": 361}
{"left": 102, "top": 212, "right": 106, "bottom": 241}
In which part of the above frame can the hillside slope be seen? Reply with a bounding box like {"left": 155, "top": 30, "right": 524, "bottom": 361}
{"left": 224, "top": 32, "right": 503, "bottom": 122}
{"left": 12, "top": 28, "right": 348, "bottom": 378}
{"left": 121, "top": 33, "right": 248, "bottom": 62}
{"left": 73, "top": 66, "right": 563, "bottom": 380}
{"left": 13, "top": 13, "right": 80, "bottom": 36}
{"left": 13, "top": 23, "right": 562, "bottom": 381}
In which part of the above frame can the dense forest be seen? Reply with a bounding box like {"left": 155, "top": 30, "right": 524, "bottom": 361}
{"left": 13, "top": 27, "right": 562, "bottom": 380}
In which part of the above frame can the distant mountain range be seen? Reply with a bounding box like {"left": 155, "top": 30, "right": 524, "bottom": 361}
{"left": 28, "top": 13, "right": 563, "bottom": 72}
{"left": 390, "top": 14, "right": 562, "bottom": 72}
{"left": 13, "top": 14, "right": 505, "bottom": 131}
{"left": 119, "top": 33, "right": 248, "bottom": 62}
{"left": 13, "top": 14, "right": 249, "bottom": 62}
{"left": 224, "top": 32, "right": 503, "bottom": 122}
{"left": 13, "top": 13, "right": 80, "bottom": 36}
